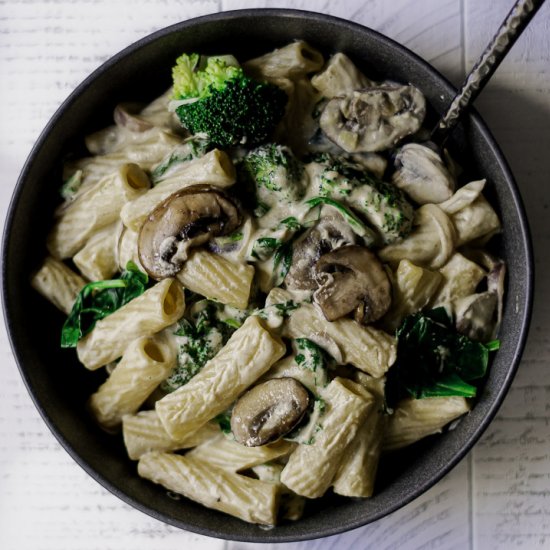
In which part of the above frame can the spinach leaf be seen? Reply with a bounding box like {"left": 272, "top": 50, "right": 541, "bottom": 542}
{"left": 385, "top": 307, "right": 499, "bottom": 405}
{"left": 214, "top": 410, "right": 233, "bottom": 435}
{"left": 61, "top": 261, "right": 148, "bottom": 348}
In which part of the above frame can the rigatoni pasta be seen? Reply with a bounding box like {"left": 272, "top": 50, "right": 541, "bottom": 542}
{"left": 73, "top": 221, "right": 121, "bottom": 281}
{"left": 48, "top": 163, "right": 150, "bottom": 258}
{"left": 31, "top": 256, "right": 86, "bottom": 314}
{"left": 88, "top": 334, "right": 176, "bottom": 430}
{"left": 122, "top": 411, "right": 219, "bottom": 460}
{"left": 280, "top": 378, "right": 374, "bottom": 498}
{"left": 77, "top": 278, "right": 185, "bottom": 370}
{"left": 138, "top": 452, "right": 280, "bottom": 525}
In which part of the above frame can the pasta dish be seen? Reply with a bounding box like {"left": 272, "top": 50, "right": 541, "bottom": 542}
{"left": 31, "top": 41, "right": 505, "bottom": 526}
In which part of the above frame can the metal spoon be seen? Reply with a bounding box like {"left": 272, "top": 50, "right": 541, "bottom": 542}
{"left": 431, "top": 0, "right": 546, "bottom": 146}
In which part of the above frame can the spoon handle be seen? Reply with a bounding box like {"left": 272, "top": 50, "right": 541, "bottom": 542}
{"left": 432, "top": 0, "right": 546, "bottom": 144}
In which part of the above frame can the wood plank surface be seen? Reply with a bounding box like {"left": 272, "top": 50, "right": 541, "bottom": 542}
{"left": 0, "top": 1, "right": 549, "bottom": 549}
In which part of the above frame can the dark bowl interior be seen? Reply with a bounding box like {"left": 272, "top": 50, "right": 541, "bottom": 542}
{"left": 2, "top": 9, "right": 533, "bottom": 543}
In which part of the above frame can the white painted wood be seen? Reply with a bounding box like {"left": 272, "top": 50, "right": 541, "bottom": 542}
{"left": 0, "top": 1, "right": 549, "bottom": 549}
{"left": 222, "top": 0, "right": 464, "bottom": 85}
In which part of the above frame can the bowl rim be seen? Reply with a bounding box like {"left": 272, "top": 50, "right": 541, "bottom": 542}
{"left": 2, "top": 7, "right": 534, "bottom": 543}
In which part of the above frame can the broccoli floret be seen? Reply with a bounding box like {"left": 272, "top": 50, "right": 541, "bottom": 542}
{"left": 241, "top": 144, "right": 306, "bottom": 213}
{"left": 172, "top": 53, "right": 287, "bottom": 148}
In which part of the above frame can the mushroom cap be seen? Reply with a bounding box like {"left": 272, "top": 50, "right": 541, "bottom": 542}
{"left": 230, "top": 377, "right": 310, "bottom": 447}
{"left": 138, "top": 184, "right": 241, "bottom": 279}
{"left": 285, "top": 214, "right": 357, "bottom": 291}
{"left": 314, "top": 244, "right": 392, "bottom": 323}
{"left": 319, "top": 84, "right": 426, "bottom": 153}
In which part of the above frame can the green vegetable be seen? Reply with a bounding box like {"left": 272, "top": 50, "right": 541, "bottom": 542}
{"left": 386, "top": 308, "right": 500, "bottom": 404}
{"left": 172, "top": 54, "right": 287, "bottom": 148}
{"left": 61, "top": 262, "right": 148, "bottom": 348}
{"left": 214, "top": 410, "right": 232, "bottom": 435}
{"left": 60, "top": 170, "right": 83, "bottom": 200}
{"left": 272, "top": 236, "right": 296, "bottom": 286}
{"left": 279, "top": 216, "right": 302, "bottom": 230}
{"left": 250, "top": 237, "right": 281, "bottom": 261}
{"left": 305, "top": 196, "right": 375, "bottom": 242}
{"left": 308, "top": 152, "right": 413, "bottom": 243}
{"left": 293, "top": 338, "right": 330, "bottom": 388}
{"left": 256, "top": 300, "right": 299, "bottom": 323}
{"left": 161, "top": 300, "right": 241, "bottom": 392}
{"left": 294, "top": 338, "right": 325, "bottom": 371}
{"left": 241, "top": 144, "right": 306, "bottom": 211}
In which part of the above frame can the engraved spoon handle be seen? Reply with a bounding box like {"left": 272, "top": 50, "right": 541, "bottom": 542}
{"left": 431, "top": 0, "right": 546, "bottom": 145}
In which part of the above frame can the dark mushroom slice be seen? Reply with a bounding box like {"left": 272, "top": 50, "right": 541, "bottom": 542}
{"left": 314, "top": 245, "right": 391, "bottom": 324}
{"left": 138, "top": 185, "right": 241, "bottom": 279}
{"left": 319, "top": 84, "right": 426, "bottom": 153}
{"left": 231, "top": 378, "right": 310, "bottom": 447}
{"left": 285, "top": 214, "right": 357, "bottom": 291}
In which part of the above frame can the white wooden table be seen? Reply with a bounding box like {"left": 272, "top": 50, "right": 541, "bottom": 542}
{"left": 1, "top": 1, "right": 549, "bottom": 549}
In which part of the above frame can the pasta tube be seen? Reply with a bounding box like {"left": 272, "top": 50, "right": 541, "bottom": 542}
{"left": 77, "top": 278, "right": 185, "bottom": 370}
{"left": 88, "top": 335, "right": 176, "bottom": 430}
{"left": 378, "top": 204, "right": 456, "bottom": 269}
{"left": 155, "top": 316, "right": 286, "bottom": 440}
{"left": 311, "top": 53, "right": 373, "bottom": 98}
{"left": 31, "top": 256, "right": 86, "bottom": 315}
{"left": 280, "top": 378, "right": 374, "bottom": 498}
{"left": 48, "top": 163, "right": 150, "bottom": 259}
{"left": 66, "top": 128, "right": 180, "bottom": 192}
{"left": 120, "top": 149, "right": 236, "bottom": 231}
{"left": 244, "top": 40, "right": 324, "bottom": 80}
{"left": 186, "top": 435, "right": 294, "bottom": 473}
{"left": 122, "top": 411, "right": 219, "bottom": 460}
{"left": 117, "top": 227, "right": 144, "bottom": 272}
{"left": 332, "top": 374, "right": 386, "bottom": 498}
{"left": 382, "top": 259, "right": 443, "bottom": 331}
{"left": 72, "top": 221, "right": 121, "bottom": 281}
{"left": 432, "top": 252, "right": 486, "bottom": 308}
{"left": 138, "top": 452, "right": 280, "bottom": 525}
{"left": 383, "top": 396, "right": 471, "bottom": 451}
{"left": 177, "top": 250, "right": 254, "bottom": 309}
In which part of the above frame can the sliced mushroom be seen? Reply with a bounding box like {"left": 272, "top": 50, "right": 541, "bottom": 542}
{"left": 285, "top": 214, "right": 357, "bottom": 291}
{"left": 138, "top": 185, "right": 241, "bottom": 279}
{"left": 392, "top": 143, "right": 455, "bottom": 204}
{"left": 231, "top": 378, "right": 310, "bottom": 447}
{"left": 319, "top": 84, "right": 426, "bottom": 153}
{"left": 313, "top": 245, "right": 391, "bottom": 324}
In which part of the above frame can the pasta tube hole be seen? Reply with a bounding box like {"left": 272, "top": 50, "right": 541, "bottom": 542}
{"left": 215, "top": 150, "right": 236, "bottom": 180}
{"left": 143, "top": 341, "right": 165, "bottom": 363}
{"left": 124, "top": 164, "right": 150, "bottom": 190}
{"left": 162, "top": 280, "right": 182, "bottom": 316}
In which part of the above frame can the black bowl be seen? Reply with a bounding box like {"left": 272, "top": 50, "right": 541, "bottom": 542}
{"left": 2, "top": 9, "right": 533, "bottom": 543}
